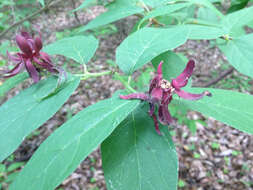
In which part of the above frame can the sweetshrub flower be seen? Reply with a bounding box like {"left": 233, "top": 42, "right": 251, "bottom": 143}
{"left": 3, "top": 31, "right": 61, "bottom": 83}
{"left": 120, "top": 60, "right": 211, "bottom": 134}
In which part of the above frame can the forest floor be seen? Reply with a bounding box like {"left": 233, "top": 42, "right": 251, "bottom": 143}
{"left": 1, "top": 1, "right": 253, "bottom": 190}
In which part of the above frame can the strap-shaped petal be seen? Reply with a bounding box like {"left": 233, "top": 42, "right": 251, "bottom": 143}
{"left": 157, "top": 61, "right": 163, "bottom": 78}
{"left": 4, "top": 62, "right": 24, "bottom": 78}
{"left": 39, "top": 52, "right": 52, "bottom": 63}
{"left": 25, "top": 59, "right": 39, "bottom": 83}
{"left": 151, "top": 114, "right": 161, "bottom": 135}
{"left": 33, "top": 57, "right": 55, "bottom": 72}
{"left": 7, "top": 51, "right": 21, "bottom": 63}
{"left": 149, "top": 61, "right": 164, "bottom": 94}
{"left": 172, "top": 60, "right": 195, "bottom": 89}
{"left": 119, "top": 93, "right": 149, "bottom": 101}
{"left": 150, "top": 87, "right": 163, "bottom": 103}
{"left": 34, "top": 36, "right": 43, "bottom": 53}
{"left": 20, "top": 30, "right": 32, "bottom": 39}
{"left": 16, "top": 35, "right": 32, "bottom": 56}
{"left": 175, "top": 89, "right": 211, "bottom": 100}
{"left": 158, "top": 104, "right": 173, "bottom": 125}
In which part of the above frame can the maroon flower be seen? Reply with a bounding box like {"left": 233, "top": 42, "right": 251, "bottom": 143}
{"left": 120, "top": 60, "right": 211, "bottom": 135}
{"left": 3, "top": 31, "right": 61, "bottom": 83}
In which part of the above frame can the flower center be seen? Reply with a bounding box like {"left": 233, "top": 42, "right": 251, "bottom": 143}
{"left": 160, "top": 79, "right": 171, "bottom": 89}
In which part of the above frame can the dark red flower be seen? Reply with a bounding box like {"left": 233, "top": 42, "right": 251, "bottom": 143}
{"left": 3, "top": 31, "right": 61, "bottom": 83}
{"left": 120, "top": 60, "right": 211, "bottom": 135}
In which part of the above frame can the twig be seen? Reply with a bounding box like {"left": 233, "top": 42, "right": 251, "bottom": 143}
{"left": 71, "top": 0, "right": 80, "bottom": 23}
{"left": 198, "top": 67, "right": 234, "bottom": 88}
{"left": 0, "top": 0, "right": 59, "bottom": 39}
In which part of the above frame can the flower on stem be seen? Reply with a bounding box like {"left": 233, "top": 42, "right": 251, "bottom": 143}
{"left": 120, "top": 60, "right": 211, "bottom": 135}
{"left": 3, "top": 30, "right": 63, "bottom": 83}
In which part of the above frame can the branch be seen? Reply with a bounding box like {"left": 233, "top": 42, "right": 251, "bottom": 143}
{"left": 0, "top": 0, "right": 59, "bottom": 39}
{"left": 199, "top": 67, "right": 234, "bottom": 88}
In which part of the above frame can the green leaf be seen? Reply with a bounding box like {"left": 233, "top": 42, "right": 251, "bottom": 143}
{"left": 102, "top": 107, "right": 178, "bottom": 190}
{"left": 185, "top": 24, "right": 226, "bottom": 39}
{"left": 116, "top": 26, "right": 189, "bottom": 74}
{"left": 186, "top": 0, "right": 224, "bottom": 18}
{"left": 218, "top": 33, "right": 253, "bottom": 78}
{"left": 177, "top": 88, "right": 253, "bottom": 134}
{"left": 43, "top": 36, "right": 99, "bottom": 64}
{"left": 0, "top": 72, "right": 28, "bottom": 97}
{"left": 71, "top": 0, "right": 96, "bottom": 12}
{"left": 197, "top": 7, "right": 219, "bottom": 22}
{"left": 221, "top": 5, "right": 253, "bottom": 36}
{"left": 138, "top": 2, "right": 191, "bottom": 27}
{"left": 0, "top": 76, "right": 80, "bottom": 162}
{"left": 10, "top": 93, "right": 140, "bottom": 190}
{"left": 116, "top": 23, "right": 226, "bottom": 75}
{"left": 79, "top": 1, "right": 143, "bottom": 32}
{"left": 227, "top": 0, "right": 249, "bottom": 13}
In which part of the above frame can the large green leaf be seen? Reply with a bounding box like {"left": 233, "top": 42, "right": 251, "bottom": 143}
{"left": 43, "top": 36, "right": 99, "bottom": 64}
{"left": 79, "top": 0, "right": 143, "bottom": 32}
{"left": 102, "top": 107, "right": 178, "bottom": 190}
{"left": 0, "top": 72, "right": 28, "bottom": 97}
{"left": 10, "top": 93, "right": 140, "bottom": 190}
{"left": 116, "top": 26, "right": 189, "bottom": 74}
{"left": 185, "top": 24, "right": 226, "bottom": 40}
{"left": 221, "top": 5, "right": 253, "bottom": 36}
{"left": 116, "top": 25, "right": 225, "bottom": 74}
{"left": 218, "top": 33, "right": 253, "bottom": 78}
{"left": 0, "top": 76, "right": 80, "bottom": 162}
{"left": 138, "top": 2, "right": 191, "bottom": 27}
{"left": 176, "top": 88, "right": 253, "bottom": 134}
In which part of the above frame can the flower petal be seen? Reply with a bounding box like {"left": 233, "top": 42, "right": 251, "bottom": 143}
{"left": 119, "top": 93, "right": 149, "bottom": 101}
{"left": 150, "top": 87, "right": 163, "bottom": 103}
{"left": 34, "top": 36, "right": 43, "bottom": 53}
{"left": 39, "top": 52, "right": 52, "bottom": 63}
{"left": 148, "top": 61, "right": 163, "bottom": 94}
{"left": 33, "top": 57, "right": 54, "bottom": 72}
{"left": 7, "top": 51, "right": 21, "bottom": 63}
{"left": 157, "top": 61, "right": 163, "bottom": 78}
{"left": 4, "top": 62, "right": 24, "bottom": 78}
{"left": 151, "top": 114, "right": 161, "bottom": 135}
{"left": 16, "top": 34, "right": 33, "bottom": 56}
{"left": 20, "top": 30, "right": 32, "bottom": 39}
{"left": 158, "top": 104, "right": 173, "bottom": 125}
{"left": 172, "top": 60, "right": 195, "bottom": 88}
{"left": 175, "top": 89, "right": 211, "bottom": 100}
{"left": 25, "top": 59, "right": 39, "bottom": 83}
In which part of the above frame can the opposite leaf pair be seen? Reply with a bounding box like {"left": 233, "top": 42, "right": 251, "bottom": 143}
{"left": 120, "top": 60, "right": 211, "bottom": 134}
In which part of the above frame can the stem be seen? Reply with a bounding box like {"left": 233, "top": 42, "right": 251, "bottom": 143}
{"left": 82, "top": 70, "right": 112, "bottom": 79}
{"left": 75, "top": 70, "right": 112, "bottom": 80}
{"left": 114, "top": 73, "right": 136, "bottom": 93}
{"left": 75, "top": 70, "right": 137, "bottom": 93}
